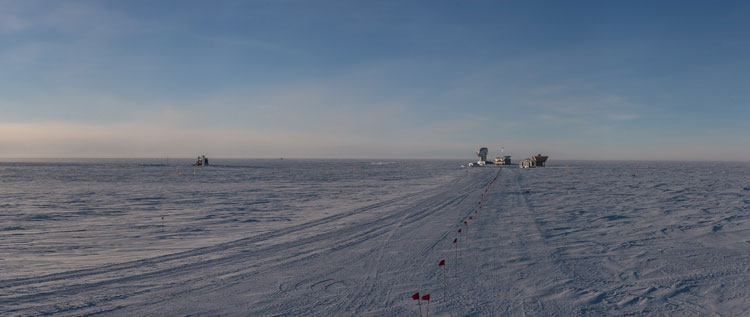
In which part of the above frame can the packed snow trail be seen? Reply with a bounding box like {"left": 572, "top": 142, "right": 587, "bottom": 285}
{"left": 3, "top": 163, "right": 750, "bottom": 316}
{"left": 441, "top": 166, "right": 750, "bottom": 316}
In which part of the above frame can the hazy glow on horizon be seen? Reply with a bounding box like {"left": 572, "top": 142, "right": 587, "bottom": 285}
{"left": 1, "top": 1, "right": 749, "bottom": 160}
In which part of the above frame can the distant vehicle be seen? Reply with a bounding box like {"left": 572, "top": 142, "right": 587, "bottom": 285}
{"left": 193, "top": 155, "right": 209, "bottom": 166}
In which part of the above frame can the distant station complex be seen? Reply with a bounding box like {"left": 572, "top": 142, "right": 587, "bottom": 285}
{"left": 467, "top": 147, "right": 548, "bottom": 168}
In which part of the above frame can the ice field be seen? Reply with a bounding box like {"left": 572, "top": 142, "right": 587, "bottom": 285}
{"left": 1, "top": 159, "right": 749, "bottom": 316}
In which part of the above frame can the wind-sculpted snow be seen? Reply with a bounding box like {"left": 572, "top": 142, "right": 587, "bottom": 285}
{"left": 0, "top": 159, "right": 453, "bottom": 280}
{"left": 1, "top": 159, "right": 749, "bottom": 315}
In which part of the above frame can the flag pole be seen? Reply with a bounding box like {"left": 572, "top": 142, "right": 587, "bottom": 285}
{"left": 412, "top": 292, "right": 422, "bottom": 317}
{"left": 457, "top": 237, "right": 460, "bottom": 276}
{"left": 418, "top": 298, "right": 422, "bottom": 317}
{"left": 439, "top": 260, "right": 446, "bottom": 300}
{"left": 443, "top": 265, "right": 447, "bottom": 299}
{"left": 421, "top": 294, "right": 431, "bottom": 317}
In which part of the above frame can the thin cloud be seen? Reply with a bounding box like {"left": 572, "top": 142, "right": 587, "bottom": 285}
{"left": 608, "top": 113, "right": 640, "bottom": 120}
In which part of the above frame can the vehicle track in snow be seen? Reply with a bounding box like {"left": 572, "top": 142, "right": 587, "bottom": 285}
{"left": 0, "top": 188, "right": 431, "bottom": 314}
{"left": 0, "top": 167, "right": 496, "bottom": 316}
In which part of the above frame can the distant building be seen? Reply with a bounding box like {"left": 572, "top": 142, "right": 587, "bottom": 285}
{"left": 532, "top": 154, "right": 548, "bottom": 167}
{"left": 519, "top": 154, "right": 549, "bottom": 168}
{"left": 494, "top": 156, "right": 511, "bottom": 165}
{"left": 519, "top": 158, "right": 534, "bottom": 168}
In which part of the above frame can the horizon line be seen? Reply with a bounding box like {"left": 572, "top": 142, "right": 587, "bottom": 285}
{"left": 0, "top": 156, "right": 747, "bottom": 163}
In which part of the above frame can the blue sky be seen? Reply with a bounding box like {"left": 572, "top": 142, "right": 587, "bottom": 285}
{"left": 1, "top": 0, "right": 748, "bottom": 160}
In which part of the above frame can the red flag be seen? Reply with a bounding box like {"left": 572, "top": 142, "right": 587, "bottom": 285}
{"left": 469, "top": 216, "right": 472, "bottom": 220}
{"left": 457, "top": 228, "right": 461, "bottom": 233}
{"left": 453, "top": 238, "right": 457, "bottom": 243}
{"left": 464, "top": 221, "right": 468, "bottom": 225}
{"left": 412, "top": 292, "right": 420, "bottom": 300}
{"left": 439, "top": 260, "right": 445, "bottom": 266}
{"left": 422, "top": 294, "right": 430, "bottom": 301}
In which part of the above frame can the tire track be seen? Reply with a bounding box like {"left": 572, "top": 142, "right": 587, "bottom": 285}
{"left": 1, "top": 168, "right": 491, "bottom": 316}
{"left": 0, "top": 190, "right": 422, "bottom": 290}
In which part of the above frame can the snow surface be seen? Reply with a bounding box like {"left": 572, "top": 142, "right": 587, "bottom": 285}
{"left": 1, "top": 159, "right": 749, "bottom": 316}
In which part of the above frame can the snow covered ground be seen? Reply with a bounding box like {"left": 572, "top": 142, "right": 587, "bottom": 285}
{"left": 1, "top": 159, "right": 749, "bottom": 315}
